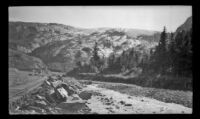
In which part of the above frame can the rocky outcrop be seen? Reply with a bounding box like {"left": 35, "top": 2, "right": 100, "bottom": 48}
{"left": 9, "top": 75, "right": 87, "bottom": 114}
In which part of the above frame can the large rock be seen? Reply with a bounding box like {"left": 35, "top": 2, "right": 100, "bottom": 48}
{"left": 78, "top": 91, "right": 92, "bottom": 100}
{"left": 56, "top": 87, "right": 68, "bottom": 100}
{"left": 59, "top": 83, "right": 77, "bottom": 96}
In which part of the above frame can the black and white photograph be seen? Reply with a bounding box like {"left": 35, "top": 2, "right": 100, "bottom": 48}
{"left": 8, "top": 6, "right": 192, "bottom": 114}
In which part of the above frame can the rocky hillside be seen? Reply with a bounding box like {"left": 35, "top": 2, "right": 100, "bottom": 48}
{"left": 9, "top": 21, "right": 160, "bottom": 72}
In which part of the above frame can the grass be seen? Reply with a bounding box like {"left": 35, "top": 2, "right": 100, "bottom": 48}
{"left": 9, "top": 68, "right": 46, "bottom": 102}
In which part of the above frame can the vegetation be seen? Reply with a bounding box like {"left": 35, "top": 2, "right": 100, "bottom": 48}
{"left": 70, "top": 25, "right": 192, "bottom": 91}
{"left": 140, "top": 26, "right": 192, "bottom": 90}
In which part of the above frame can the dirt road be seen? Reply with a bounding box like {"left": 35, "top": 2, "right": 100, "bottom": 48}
{"left": 83, "top": 84, "right": 192, "bottom": 114}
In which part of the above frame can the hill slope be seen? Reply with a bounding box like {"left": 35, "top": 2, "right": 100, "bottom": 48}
{"left": 9, "top": 49, "right": 47, "bottom": 71}
{"left": 9, "top": 21, "right": 160, "bottom": 72}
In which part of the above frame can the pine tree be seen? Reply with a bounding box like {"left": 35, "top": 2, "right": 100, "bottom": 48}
{"left": 154, "top": 26, "right": 168, "bottom": 74}
{"left": 168, "top": 32, "right": 176, "bottom": 74}
{"left": 90, "top": 42, "right": 101, "bottom": 73}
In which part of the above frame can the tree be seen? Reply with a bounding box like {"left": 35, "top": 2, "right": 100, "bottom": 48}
{"left": 90, "top": 42, "right": 102, "bottom": 73}
{"left": 173, "top": 29, "right": 192, "bottom": 77}
{"left": 167, "top": 32, "right": 176, "bottom": 74}
{"left": 108, "top": 52, "right": 115, "bottom": 68}
{"left": 153, "top": 26, "right": 168, "bottom": 74}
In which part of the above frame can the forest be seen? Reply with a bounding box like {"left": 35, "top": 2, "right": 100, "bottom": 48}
{"left": 69, "top": 26, "right": 192, "bottom": 91}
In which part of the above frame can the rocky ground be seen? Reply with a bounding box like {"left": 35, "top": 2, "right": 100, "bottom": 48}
{"left": 9, "top": 71, "right": 192, "bottom": 114}
{"left": 82, "top": 83, "right": 192, "bottom": 114}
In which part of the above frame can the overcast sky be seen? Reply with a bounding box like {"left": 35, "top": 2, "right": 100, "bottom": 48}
{"left": 9, "top": 6, "right": 192, "bottom": 32}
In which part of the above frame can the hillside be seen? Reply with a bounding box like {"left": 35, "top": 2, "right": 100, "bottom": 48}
{"left": 174, "top": 16, "right": 192, "bottom": 38}
{"left": 9, "top": 49, "right": 47, "bottom": 71}
{"left": 9, "top": 21, "right": 160, "bottom": 72}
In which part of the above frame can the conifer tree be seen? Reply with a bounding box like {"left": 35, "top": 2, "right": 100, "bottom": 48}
{"left": 90, "top": 42, "right": 101, "bottom": 73}
{"left": 154, "top": 26, "right": 168, "bottom": 74}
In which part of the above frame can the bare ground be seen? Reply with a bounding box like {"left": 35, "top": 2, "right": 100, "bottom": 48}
{"left": 82, "top": 82, "right": 192, "bottom": 114}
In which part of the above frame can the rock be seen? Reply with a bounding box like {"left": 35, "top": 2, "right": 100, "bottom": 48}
{"left": 51, "top": 80, "right": 63, "bottom": 88}
{"left": 27, "top": 106, "right": 43, "bottom": 113}
{"left": 79, "top": 91, "right": 92, "bottom": 100}
{"left": 119, "top": 101, "right": 125, "bottom": 105}
{"left": 80, "top": 107, "right": 91, "bottom": 114}
{"left": 124, "top": 103, "right": 132, "bottom": 106}
{"left": 47, "top": 76, "right": 57, "bottom": 82}
{"left": 36, "top": 95, "right": 45, "bottom": 100}
{"left": 44, "top": 80, "right": 51, "bottom": 86}
{"left": 55, "top": 87, "right": 68, "bottom": 101}
{"left": 60, "top": 83, "right": 76, "bottom": 96}
{"left": 105, "top": 102, "right": 112, "bottom": 105}
{"left": 34, "top": 100, "right": 47, "bottom": 107}
{"left": 115, "top": 105, "right": 120, "bottom": 109}
{"left": 71, "top": 94, "right": 81, "bottom": 101}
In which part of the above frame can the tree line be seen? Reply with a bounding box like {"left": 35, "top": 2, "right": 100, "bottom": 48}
{"left": 72, "top": 26, "right": 192, "bottom": 90}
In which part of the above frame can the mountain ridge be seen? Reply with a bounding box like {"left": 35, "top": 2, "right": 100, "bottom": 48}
{"left": 9, "top": 21, "right": 161, "bottom": 72}
{"left": 9, "top": 16, "right": 191, "bottom": 72}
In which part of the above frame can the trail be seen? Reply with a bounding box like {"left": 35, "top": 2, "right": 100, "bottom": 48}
{"left": 83, "top": 84, "right": 192, "bottom": 114}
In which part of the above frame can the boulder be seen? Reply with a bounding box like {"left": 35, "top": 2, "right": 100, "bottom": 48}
{"left": 119, "top": 101, "right": 125, "bottom": 105}
{"left": 124, "top": 103, "right": 132, "bottom": 106}
{"left": 60, "top": 83, "right": 76, "bottom": 96}
{"left": 54, "top": 87, "right": 68, "bottom": 102}
{"left": 78, "top": 91, "right": 92, "bottom": 100}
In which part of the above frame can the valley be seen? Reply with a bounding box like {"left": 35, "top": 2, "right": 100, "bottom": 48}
{"left": 9, "top": 15, "right": 192, "bottom": 114}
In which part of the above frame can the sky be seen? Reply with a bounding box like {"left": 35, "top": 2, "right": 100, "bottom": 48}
{"left": 9, "top": 6, "right": 192, "bottom": 32}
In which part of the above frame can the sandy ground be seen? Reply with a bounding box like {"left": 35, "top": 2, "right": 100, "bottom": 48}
{"left": 83, "top": 84, "right": 192, "bottom": 114}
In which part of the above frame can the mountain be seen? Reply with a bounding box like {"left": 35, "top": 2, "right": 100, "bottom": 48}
{"left": 174, "top": 16, "right": 192, "bottom": 38}
{"left": 9, "top": 22, "right": 87, "bottom": 53}
{"left": 9, "top": 21, "right": 160, "bottom": 72}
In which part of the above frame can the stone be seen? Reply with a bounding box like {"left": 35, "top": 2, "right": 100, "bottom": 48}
{"left": 60, "top": 83, "right": 76, "bottom": 96}
{"left": 124, "top": 103, "right": 132, "bottom": 106}
{"left": 79, "top": 91, "right": 92, "bottom": 100}
{"left": 56, "top": 87, "right": 68, "bottom": 99}
{"left": 119, "top": 101, "right": 125, "bottom": 105}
